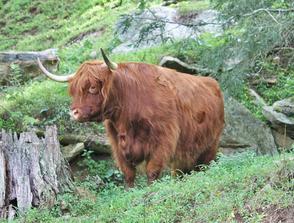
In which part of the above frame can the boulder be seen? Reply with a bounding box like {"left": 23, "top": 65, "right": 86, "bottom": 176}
{"left": 162, "top": 0, "right": 184, "bottom": 6}
{"left": 58, "top": 133, "right": 111, "bottom": 155}
{"left": 159, "top": 56, "right": 213, "bottom": 75}
{"left": 273, "top": 97, "right": 294, "bottom": 117}
{"left": 61, "top": 143, "right": 85, "bottom": 162}
{"left": 220, "top": 96, "right": 277, "bottom": 155}
{"left": 272, "top": 130, "right": 294, "bottom": 150}
{"left": 263, "top": 106, "right": 294, "bottom": 139}
{"left": 113, "top": 7, "right": 222, "bottom": 53}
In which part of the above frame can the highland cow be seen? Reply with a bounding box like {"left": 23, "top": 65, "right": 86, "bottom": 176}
{"left": 37, "top": 49, "right": 224, "bottom": 187}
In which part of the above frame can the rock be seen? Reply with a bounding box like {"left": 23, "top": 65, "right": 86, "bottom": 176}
{"left": 0, "top": 64, "right": 9, "bottom": 77}
{"left": 220, "top": 95, "right": 277, "bottom": 155}
{"left": 273, "top": 97, "right": 294, "bottom": 117}
{"left": 0, "top": 49, "right": 59, "bottom": 84}
{"left": 34, "top": 129, "right": 111, "bottom": 156}
{"left": 58, "top": 133, "right": 111, "bottom": 155}
{"left": 162, "top": 0, "right": 183, "bottom": 6}
{"left": 248, "top": 88, "right": 267, "bottom": 107}
{"left": 224, "top": 55, "right": 244, "bottom": 71}
{"left": 89, "top": 51, "right": 97, "bottom": 59}
{"left": 75, "top": 186, "right": 96, "bottom": 202}
{"left": 87, "top": 175, "right": 105, "bottom": 189}
{"left": 263, "top": 106, "right": 294, "bottom": 139}
{"left": 272, "top": 130, "right": 294, "bottom": 150}
{"left": 251, "top": 77, "right": 277, "bottom": 85}
{"left": 62, "top": 143, "right": 85, "bottom": 162}
{"left": 113, "top": 7, "right": 222, "bottom": 53}
{"left": 159, "top": 56, "right": 213, "bottom": 75}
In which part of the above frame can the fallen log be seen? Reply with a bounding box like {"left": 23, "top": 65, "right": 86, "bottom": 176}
{"left": 59, "top": 133, "right": 111, "bottom": 155}
{"left": 0, "top": 49, "right": 59, "bottom": 85}
{"left": 35, "top": 129, "right": 111, "bottom": 156}
{"left": 0, "top": 126, "right": 73, "bottom": 219}
{"left": 159, "top": 56, "right": 214, "bottom": 75}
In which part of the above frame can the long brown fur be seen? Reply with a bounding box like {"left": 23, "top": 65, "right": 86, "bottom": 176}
{"left": 68, "top": 61, "right": 224, "bottom": 187}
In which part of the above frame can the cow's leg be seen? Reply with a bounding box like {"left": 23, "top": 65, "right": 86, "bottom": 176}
{"left": 119, "top": 160, "right": 136, "bottom": 188}
{"left": 104, "top": 120, "right": 136, "bottom": 187}
{"left": 145, "top": 144, "right": 174, "bottom": 184}
{"left": 146, "top": 156, "right": 164, "bottom": 184}
{"left": 196, "top": 139, "right": 219, "bottom": 168}
{"left": 145, "top": 123, "right": 179, "bottom": 184}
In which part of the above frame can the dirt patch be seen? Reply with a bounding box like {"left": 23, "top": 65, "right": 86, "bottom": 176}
{"left": 0, "top": 21, "right": 6, "bottom": 27}
{"left": 177, "top": 11, "right": 199, "bottom": 22}
{"left": 22, "top": 27, "right": 38, "bottom": 36}
{"left": 262, "top": 205, "right": 294, "bottom": 223}
{"left": 66, "top": 27, "right": 105, "bottom": 46}
{"left": 29, "top": 6, "right": 41, "bottom": 15}
{"left": 233, "top": 205, "right": 294, "bottom": 223}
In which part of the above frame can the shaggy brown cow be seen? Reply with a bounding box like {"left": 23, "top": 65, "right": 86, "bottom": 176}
{"left": 37, "top": 49, "right": 224, "bottom": 187}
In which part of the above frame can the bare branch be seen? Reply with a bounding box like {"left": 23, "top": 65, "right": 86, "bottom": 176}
{"left": 243, "top": 8, "right": 294, "bottom": 17}
{"left": 264, "top": 9, "right": 280, "bottom": 24}
{"left": 275, "top": 47, "right": 294, "bottom": 51}
{"left": 248, "top": 88, "right": 267, "bottom": 107}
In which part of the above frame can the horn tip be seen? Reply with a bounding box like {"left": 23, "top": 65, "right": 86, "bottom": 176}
{"left": 100, "top": 48, "right": 107, "bottom": 59}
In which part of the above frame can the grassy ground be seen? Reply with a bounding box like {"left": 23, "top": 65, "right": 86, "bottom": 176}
{"left": 0, "top": 0, "right": 144, "bottom": 51}
{"left": 1, "top": 1, "right": 294, "bottom": 222}
{"left": 15, "top": 152, "right": 294, "bottom": 223}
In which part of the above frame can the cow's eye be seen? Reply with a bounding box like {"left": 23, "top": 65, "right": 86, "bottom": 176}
{"left": 89, "top": 86, "right": 97, "bottom": 94}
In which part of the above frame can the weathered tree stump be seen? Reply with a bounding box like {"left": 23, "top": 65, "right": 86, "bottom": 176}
{"left": 0, "top": 126, "right": 73, "bottom": 219}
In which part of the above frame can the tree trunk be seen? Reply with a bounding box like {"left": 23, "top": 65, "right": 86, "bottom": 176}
{"left": 0, "top": 126, "right": 73, "bottom": 219}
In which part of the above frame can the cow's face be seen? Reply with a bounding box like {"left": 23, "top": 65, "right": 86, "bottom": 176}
{"left": 68, "top": 62, "right": 113, "bottom": 122}
{"left": 37, "top": 49, "right": 117, "bottom": 123}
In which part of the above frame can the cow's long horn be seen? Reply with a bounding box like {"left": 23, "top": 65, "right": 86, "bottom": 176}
{"left": 37, "top": 58, "right": 75, "bottom": 82}
{"left": 100, "top": 48, "right": 118, "bottom": 70}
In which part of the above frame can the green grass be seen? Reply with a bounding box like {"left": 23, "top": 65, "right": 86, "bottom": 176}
{"left": 0, "top": 0, "right": 131, "bottom": 51}
{"left": 0, "top": 80, "right": 105, "bottom": 134}
{"left": 177, "top": 0, "right": 210, "bottom": 15}
{"left": 0, "top": 0, "right": 165, "bottom": 51}
{"left": 255, "top": 63, "right": 294, "bottom": 105}
{"left": 16, "top": 152, "right": 294, "bottom": 223}
{"left": 0, "top": 80, "right": 69, "bottom": 130}
{"left": 236, "top": 61, "right": 294, "bottom": 120}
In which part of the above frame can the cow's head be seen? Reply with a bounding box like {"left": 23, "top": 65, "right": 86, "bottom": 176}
{"left": 37, "top": 49, "right": 117, "bottom": 122}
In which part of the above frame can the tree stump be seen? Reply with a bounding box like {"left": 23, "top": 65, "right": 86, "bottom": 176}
{"left": 0, "top": 126, "right": 73, "bottom": 219}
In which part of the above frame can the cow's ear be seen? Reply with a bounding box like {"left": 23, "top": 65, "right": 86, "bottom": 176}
{"left": 101, "top": 48, "right": 118, "bottom": 71}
